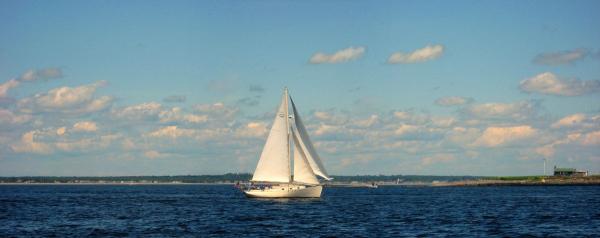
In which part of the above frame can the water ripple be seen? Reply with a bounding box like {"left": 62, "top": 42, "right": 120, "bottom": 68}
{"left": 1, "top": 185, "right": 599, "bottom": 237}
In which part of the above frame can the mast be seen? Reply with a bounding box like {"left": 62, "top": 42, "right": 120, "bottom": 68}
{"left": 284, "top": 87, "right": 292, "bottom": 183}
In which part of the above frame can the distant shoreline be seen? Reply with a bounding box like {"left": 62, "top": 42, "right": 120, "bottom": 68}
{"left": 429, "top": 180, "right": 600, "bottom": 187}
{"left": 2, "top": 175, "right": 598, "bottom": 187}
{"left": 0, "top": 182, "right": 235, "bottom": 186}
{"left": 2, "top": 180, "right": 599, "bottom": 187}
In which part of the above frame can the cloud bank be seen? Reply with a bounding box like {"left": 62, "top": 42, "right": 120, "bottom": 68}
{"left": 2, "top": 67, "right": 600, "bottom": 176}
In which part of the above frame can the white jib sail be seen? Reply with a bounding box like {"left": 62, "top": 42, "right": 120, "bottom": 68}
{"left": 292, "top": 130, "right": 320, "bottom": 185}
{"left": 290, "top": 97, "right": 332, "bottom": 180}
{"left": 251, "top": 92, "right": 291, "bottom": 183}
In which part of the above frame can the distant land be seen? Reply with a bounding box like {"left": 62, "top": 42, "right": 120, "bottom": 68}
{"left": 1, "top": 173, "right": 599, "bottom": 186}
{"left": 0, "top": 174, "right": 480, "bottom": 184}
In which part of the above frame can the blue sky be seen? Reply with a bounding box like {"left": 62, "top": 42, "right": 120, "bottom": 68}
{"left": 1, "top": 0, "right": 599, "bottom": 176}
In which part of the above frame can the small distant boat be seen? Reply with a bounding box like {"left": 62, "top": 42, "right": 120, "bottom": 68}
{"left": 243, "top": 88, "right": 332, "bottom": 198}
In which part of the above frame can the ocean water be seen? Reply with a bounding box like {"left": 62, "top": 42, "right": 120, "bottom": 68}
{"left": 1, "top": 185, "right": 599, "bottom": 237}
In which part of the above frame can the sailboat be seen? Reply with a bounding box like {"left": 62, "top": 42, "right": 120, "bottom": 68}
{"left": 243, "top": 88, "right": 332, "bottom": 198}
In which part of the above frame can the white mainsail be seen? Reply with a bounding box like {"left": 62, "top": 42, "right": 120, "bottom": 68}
{"left": 251, "top": 91, "right": 291, "bottom": 183}
{"left": 292, "top": 130, "right": 320, "bottom": 185}
{"left": 290, "top": 98, "right": 332, "bottom": 180}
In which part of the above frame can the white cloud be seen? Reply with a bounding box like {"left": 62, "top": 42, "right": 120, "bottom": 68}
{"left": 534, "top": 134, "right": 578, "bottom": 158}
{"left": 339, "top": 156, "right": 377, "bottom": 168}
{"left": 144, "top": 150, "right": 164, "bottom": 159}
{"left": 537, "top": 129, "right": 600, "bottom": 158}
{"left": 551, "top": 113, "right": 586, "bottom": 128}
{"left": 314, "top": 111, "right": 332, "bottom": 121}
{"left": 532, "top": 48, "right": 590, "bottom": 66}
{"left": 158, "top": 107, "right": 208, "bottom": 124}
{"left": 17, "top": 81, "right": 112, "bottom": 114}
{"left": 112, "top": 102, "right": 162, "bottom": 120}
{"left": 312, "top": 124, "right": 364, "bottom": 142}
{"left": 146, "top": 126, "right": 231, "bottom": 143}
{"left": 19, "top": 71, "right": 36, "bottom": 82}
{"left": 82, "top": 96, "right": 113, "bottom": 113}
{"left": 73, "top": 121, "right": 98, "bottom": 132}
{"left": 193, "top": 102, "right": 238, "bottom": 121}
{"left": 121, "top": 138, "right": 136, "bottom": 150}
{"left": 0, "top": 68, "right": 63, "bottom": 98}
{"left": 580, "top": 130, "right": 600, "bottom": 146}
{"left": 388, "top": 44, "right": 444, "bottom": 64}
{"left": 421, "top": 154, "right": 455, "bottom": 166}
{"left": 353, "top": 115, "right": 379, "bottom": 128}
{"left": 10, "top": 125, "right": 122, "bottom": 154}
{"left": 314, "top": 124, "right": 341, "bottom": 137}
{"left": 309, "top": 46, "right": 366, "bottom": 64}
{"left": 112, "top": 102, "right": 236, "bottom": 127}
{"left": 393, "top": 111, "right": 411, "bottom": 120}
{"left": 394, "top": 123, "right": 442, "bottom": 141}
{"left": 461, "top": 101, "right": 537, "bottom": 121}
{"left": 473, "top": 125, "right": 536, "bottom": 147}
{"left": 0, "top": 109, "right": 31, "bottom": 124}
{"left": 313, "top": 110, "right": 349, "bottom": 125}
{"left": 393, "top": 110, "right": 429, "bottom": 124}
{"left": 56, "top": 127, "right": 67, "bottom": 136}
{"left": 395, "top": 124, "right": 419, "bottom": 136}
{"left": 39, "top": 81, "right": 104, "bottom": 108}
{"left": 194, "top": 102, "right": 226, "bottom": 112}
{"left": 520, "top": 72, "right": 600, "bottom": 96}
{"left": 435, "top": 96, "right": 473, "bottom": 106}
{"left": 54, "top": 134, "right": 121, "bottom": 152}
{"left": 446, "top": 127, "right": 481, "bottom": 146}
{"left": 535, "top": 144, "right": 555, "bottom": 158}
{"left": 235, "top": 122, "right": 268, "bottom": 138}
{"left": 0, "top": 79, "right": 19, "bottom": 98}
{"left": 10, "top": 131, "right": 53, "bottom": 154}
{"left": 147, "top": 126, "right": 196, "bottom": 139}
{"left": 431, "top": 116, "right": 456, "bottom": 128}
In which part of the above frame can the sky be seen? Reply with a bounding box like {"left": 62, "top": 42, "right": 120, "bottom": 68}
{"left": 1, "top": 0, "right": 599, "bottom": 176}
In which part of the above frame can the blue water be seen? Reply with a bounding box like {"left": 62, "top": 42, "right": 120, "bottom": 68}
{"left": 1, "top": 185, "right": 599, "bottom": 237}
